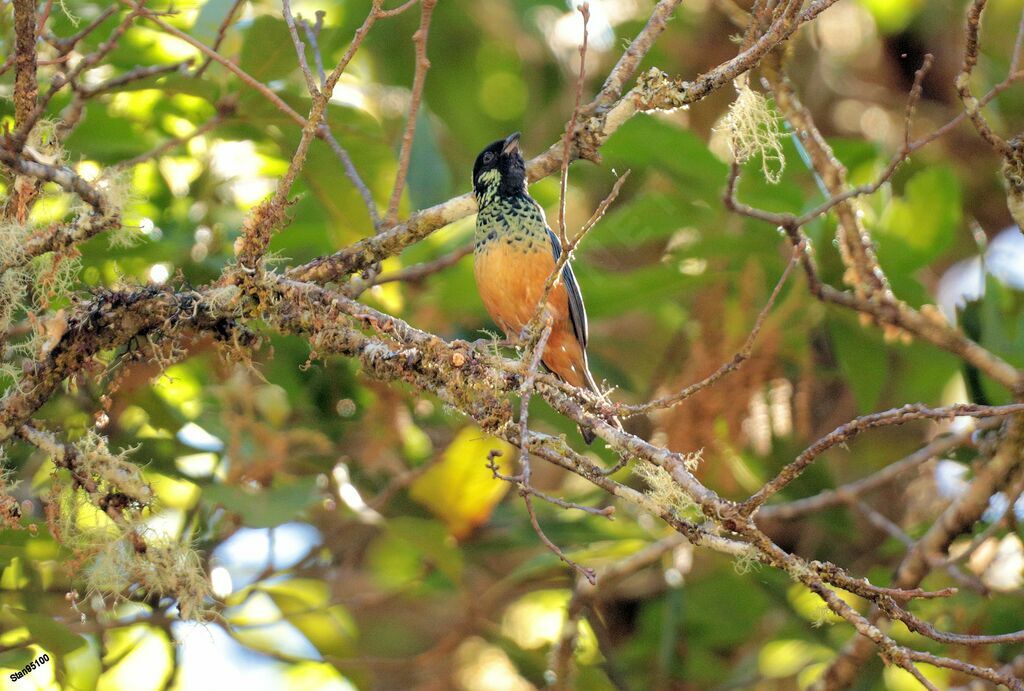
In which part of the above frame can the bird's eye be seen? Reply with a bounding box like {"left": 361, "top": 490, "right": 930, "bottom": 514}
{"left": 482, "top": 151, "right": 495, "bottom": 164}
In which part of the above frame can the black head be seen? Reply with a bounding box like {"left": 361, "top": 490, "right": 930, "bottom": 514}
{"left": 472, "top": 132, "right": 526, "bottom": 203}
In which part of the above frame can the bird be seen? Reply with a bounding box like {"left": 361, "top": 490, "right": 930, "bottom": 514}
{"left": 471, "top": 132, "right": 616, "bottom": 444}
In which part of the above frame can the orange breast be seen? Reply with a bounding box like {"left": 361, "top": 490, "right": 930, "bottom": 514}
{"left": 474, "top": 241, "right": 570, "bottom": 336}
{"left": 474, "top": 241, "right": 588, "bottom": 388}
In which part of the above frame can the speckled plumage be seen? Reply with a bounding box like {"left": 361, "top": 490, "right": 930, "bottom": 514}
{"left": 471, "top": 133, "right": 610, "bottom": 443}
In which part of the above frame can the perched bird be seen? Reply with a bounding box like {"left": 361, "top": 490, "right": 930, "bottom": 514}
{"left": 472, "top": 132, "right": 615, "bottom": 443}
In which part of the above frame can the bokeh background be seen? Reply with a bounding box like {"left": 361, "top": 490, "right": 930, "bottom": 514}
{"left": 1, "top": 0, "right": 1024, "bottom": 688}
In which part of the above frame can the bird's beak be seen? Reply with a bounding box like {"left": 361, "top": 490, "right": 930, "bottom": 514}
{"left": 502, "top": 132, "right": 521, "bottom": 156}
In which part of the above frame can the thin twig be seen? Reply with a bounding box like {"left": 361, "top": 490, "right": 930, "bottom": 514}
{"left": 1012, "top": 7, "right": 1024, "bottom": 76}
{"left": 487, "top": 451, "right": 614, "bottom": 518}
{"left": 956, "top": 0, "right": 1012, "bottom": 157}
{"left": 283, "top": 0, "right": 319, "bottom": 97}
{"left": 299, "top": 11, "right": 328, "bottom": 87}
{"left": 518, "top": 320, "right": 553, "bottom": 489}
{"left": 13, "top": 4, "right": 148, "bottom": 151}
{"left": 194, "top": 0, "right": 245, "bottom": 78}
{"left": 131, "top": 0, "right": 386, "bottom": 229}
{"left": 557, "top": 3, "right": 591, "bottom": 247}
{"left": 46, "top": 5, "right": 118, "bottom": 53}
{"left": 879, "top": 597, "right": 1024, "bottom": 646}
{"left": 321, "top": 119, "right": 383, "bottom": 229}
{"left": 744, "top": 404, "right": 1024, "bottom": 515}
{"left": 514, "top": 320, "right": 598, "bottom": 583}
{"left": 384, "top": 0, "right": 437, "bottom": 226}
{"left": 617, "top": 245, "right": 797, "bottom": 416}
{"left": 758, "top": 421, "right": 994, "bottom": 521}
{"left": 12, "top": 0, "right": 39, "bottom": 128}
{"left": 942, "top": 473, "right": 1024, "bottom": 568}
{"left": 524, "top": 493, "right": 597, "bottom": 584}
{"left": 372, "top": 243, "right": 473, "bottom": 285}
{"left": 523, "top": 171, "right": 630, "bottom": 355}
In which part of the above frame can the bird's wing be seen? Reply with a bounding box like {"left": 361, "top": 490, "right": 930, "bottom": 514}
{"left": 546, "top": 227, "right": 589, "bottom": 349}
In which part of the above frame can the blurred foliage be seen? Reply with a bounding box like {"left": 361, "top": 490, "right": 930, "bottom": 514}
{"left": 0, "top": 0, "right": 1023, "bottom": 689}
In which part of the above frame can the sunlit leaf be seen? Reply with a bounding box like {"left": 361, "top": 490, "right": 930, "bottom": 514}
{"left": 758, "top": 639, "right": 834, "bottom": 678}
{"left": 283, "top": 661, "right": 357, "bottom": 691}
{"left": 882, "top": 662, "right": 950, "bottom": 691}
{"left": 4, "top": 607, "right": 87, "bottom": 655}
{"left": 408, "top": 426, "right": 515, "bottom": 538}
{"left": 98, "top": 625, "right": 172, "bottom": 691}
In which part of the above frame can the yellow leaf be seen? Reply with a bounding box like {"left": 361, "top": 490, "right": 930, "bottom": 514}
{"left": 409, "top": 427, "right": 515, "bottom": 538}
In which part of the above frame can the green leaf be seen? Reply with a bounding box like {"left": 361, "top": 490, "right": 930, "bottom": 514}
{"left": 191, "top": 0, "right": 239, "bottom": 45}
{"left": 759, "top": 639, "right": 835, "bottom": 679}
{"left": 0, "top": 530, "right": 29, "bottom": 568}
{"left": 602, "top": 117, "right": 728, "bottom": 197}
{"left": 366, "top": 517, "right": 464, "bottom": 590}
{"left": 827, "top": 316, "right": 886, "bottom": 412}
{"left": 4, "top": 607, "right": 87, "bottom": 655}
{"left": 240, "top": 17, "right": 297, "bottom": 83}
{"left": 406, "top": 111, "right": 453, "bottom": 210}
{"left": 973, "top": 275, "right": 1024, "bottom": 404}
{"left": 586, "top": 192, "right": 711, "bottom": 247}
{"left": 202, "top": 477, "right": 320, "bottom": 528}
{"left": 858, "top": 0, "right": 922, "bottom": 33}
{"left": 874, "top": 166, "right": 961, "bottom": 273}
{"left": 0, "top": 648, "right": 36, "bottom": 674}
{"left": 261, "top": 580, "right": 358, "bottom": 657}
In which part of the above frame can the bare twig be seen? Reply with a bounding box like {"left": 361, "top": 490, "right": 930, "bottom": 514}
{"left": 486, "top": 452, "right": 614, "bottom": 518}
{"left": 13, "top": 5, "right": 149, "bottom": 151}
{"left": 758, "top": 421, "right": 994, "bottom": 521}
{"left": 596, "top": 0, "right": 683, "bottom": 105}
{"left": 233, "top": 0, "right": 424, "bottom": 269}
{"left": 372, "top": 243, "right": 473, "bottom": 285}
{"left": 377, "top": 0, "right": 421, "bottom": 19}
{"left": 524, "top": 494, "right": 597, "bottom": 585}
{"left": 956, "top": 0, "right": 1012, "bottom": 158}
{"left": 384, "top": 0, "right": 437, "bottom": 226}
{"left": 617, "top": 245, "right": 797, "bottom": 417}
{"left": 8, "top": 0, "right": 41, "bottom": 222}
{"left": 549, "top": 535, "right": 685, "bottom": 688}
{"left": 299, "top": 11, "right": 328, "bottom": 87}
{"left": 518, "top": 320, "right": 553, "bottom": 489}
{"left": 879, "top": 597, "right": 1024, "bottom": 646}
{"left": 557, "top": 3, "right": 591, "bottom": 247}
{"left": 0, "top": 149, "right": 108, "bottom": 212}
{"left": 194, "top": 0, "right": 245, "bottom": 78}
{"left": 819, "top": 418, "right": 1024, "bottom": 689}
{"left": 46, "top": 5, "right": 118, "bottom": 53}
{"left": 943, "top": 474, "right": 1024, "bottom": 568}
{"left": 283, "top": 0, "right": 319, "bottom": 97}
{"left": 762, "top": 50, "right": 890, "bottom": 301}
{"left": 128, "top": 2, "right": 306, "bottom": 128}
{"left": 744, "top": 404, "right": 1024, "bottom": 515}
{"left": 523, "top": 171, "right": 631, "bottom": 354}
